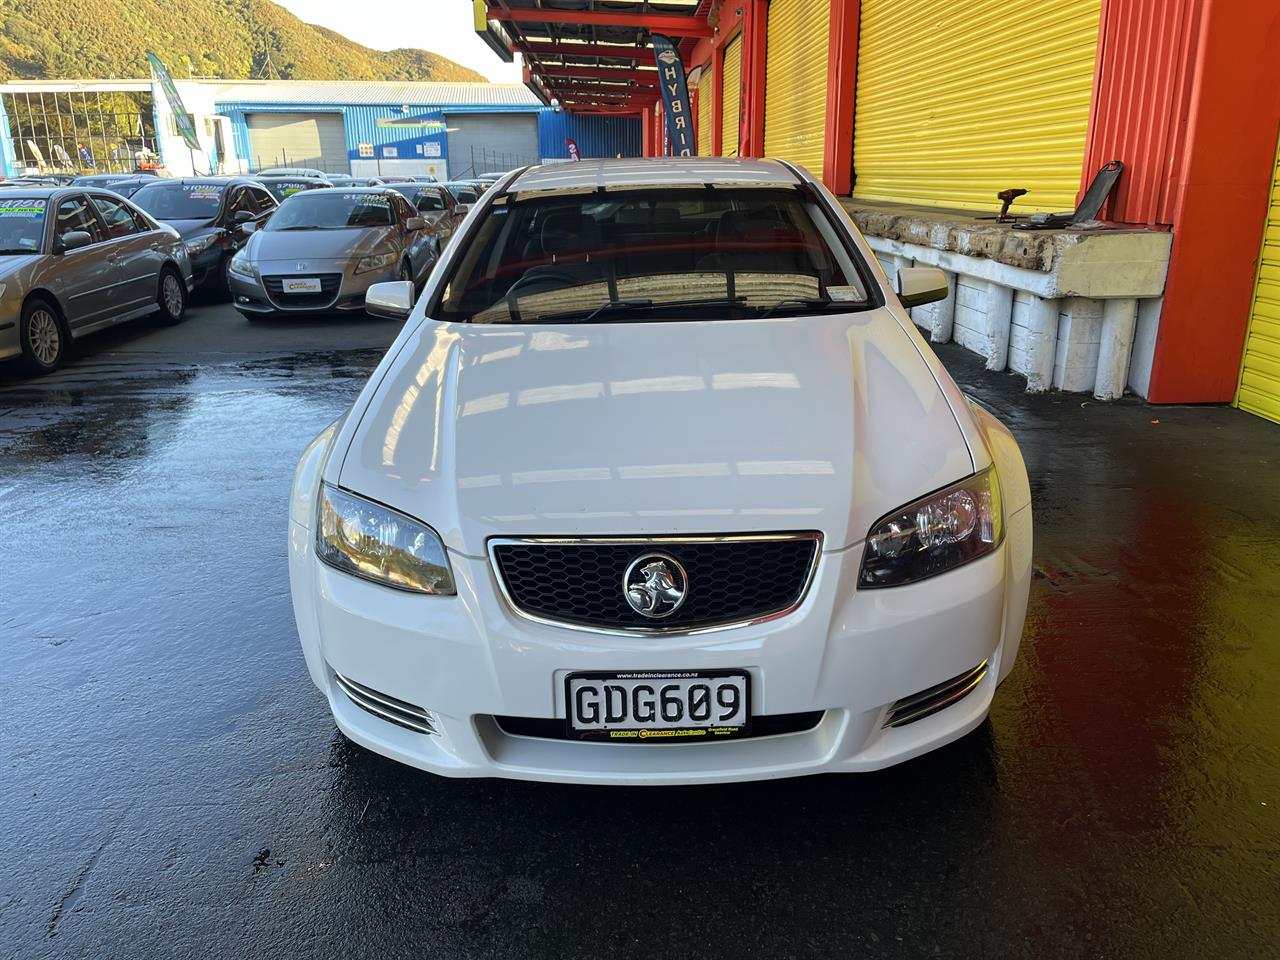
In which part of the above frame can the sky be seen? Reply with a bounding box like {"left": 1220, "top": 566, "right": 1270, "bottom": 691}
{"left": 276, "top": 0, "right": 523, "bottom": 82}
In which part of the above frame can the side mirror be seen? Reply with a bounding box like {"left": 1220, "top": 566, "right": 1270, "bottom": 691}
{"left": 233, "top": 209, "right": 255, "bottom": 223}
{"left": 405, "top": 216, "right": 426, "bottom": 232}
{"left": 240, "top": 221, "right": 257, "bottom": 235}
{"left": 897, "top": 267, "right": 950, "bottom": 309}
{"left": 58, "top": 230, "right": 93, "bottom": 252}
{"left": 456, "top": 203, "right": 472, "bottom": 215}
{"left": 365, "top": 280, "right": 415, "bottom": 320}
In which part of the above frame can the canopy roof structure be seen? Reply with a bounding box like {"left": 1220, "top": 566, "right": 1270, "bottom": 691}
{"left": 472, "top": 0, "right": 709, "bottom": 113}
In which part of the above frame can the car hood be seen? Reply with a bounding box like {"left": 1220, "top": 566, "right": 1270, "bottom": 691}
{"left": 248, "top": 227, "right": 388, "bottom": 262}
{"left": 161, "top": 218, "right": 216, "bottom": 238}
{"left": 0, "top": 254, "right": 41, "bottom": 279}
{"left": 335, "top": 310, "right": 975, "bottom": 556}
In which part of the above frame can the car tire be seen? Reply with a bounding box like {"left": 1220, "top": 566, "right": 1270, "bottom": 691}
{"left": 19, "top": 296, "right": 67, "bottom": 375}
{"left": 155, "top": 267, "right": 187, "bottom": 325}
{"left": 214, "top": 255, "right": 234, "bottom": 301}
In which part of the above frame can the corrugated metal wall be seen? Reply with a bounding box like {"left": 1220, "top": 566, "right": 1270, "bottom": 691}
{"left": 721, "top": 35, "right": 743, "bottom": 157}
{"left": 762, "top": 0, "right": 830, "bottom": 174}
{"left": 1082, "top": 0, "right": 1202, "bottom": 226}
{"left": 852, "top": 0, "right": 1102, "bottom": 213}
{"left": 696, "top": 68, "right": 713, "bottom": 157}
{"left": 537, "top": 110, "right": 642, "bottom": 160}
{"left": 1237, "top": 136, "right": 1280, "bottom": 423}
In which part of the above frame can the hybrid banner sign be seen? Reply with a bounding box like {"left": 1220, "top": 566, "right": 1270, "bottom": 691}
{"left": 146, "top": 52, "right": 200, "bottom": 152}
{"left": 652, "top": 35, "right": 695, "bottom": 156}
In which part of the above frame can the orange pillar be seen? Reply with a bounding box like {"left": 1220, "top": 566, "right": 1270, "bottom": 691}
{"left": 823, "top": 0, "right": 859, "bottom": 194}
{"left": 1081, "top": 0, "right": 1280, "bottom": 401}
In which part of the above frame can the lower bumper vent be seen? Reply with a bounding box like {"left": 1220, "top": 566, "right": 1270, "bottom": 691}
{"left": 493, "top": 712, "right": 824, "bottom": 742}
{"left": 884, "top": 661, "right": 988, "bottom": 728}
{"left": 334, "top": 673, "right": 436, "bottom": 735}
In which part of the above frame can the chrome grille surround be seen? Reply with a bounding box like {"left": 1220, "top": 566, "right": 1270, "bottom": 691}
{"left": 333, "top": 672, "right": 437, "bottom": 735}
{"left": 488, "top": 533, "right": 823, "bottom": 636}
{"left": 883, "top": 660, "right": 989, "bottom": 728}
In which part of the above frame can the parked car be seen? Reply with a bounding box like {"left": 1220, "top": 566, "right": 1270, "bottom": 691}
{"left": 257, "top": 175, "right": 333, "bottom": 202}
{"left": 228, "top": 187, "right": 436, "bottom": 320}
{"left": 325, "top": 174, "right": 360, "bottom": 188}
{"left": 71, "top": 174, "right": 151, "bottom": 198}
{"left": 130, "top": 177, "right": 277, "bottom": 298}
{"left": 364, "top": 176, "right": 418, "bottom": 186}
{"left": 254, "top": 167, "right": 329, "bottom": 179}
{"left": 439, "top": 180, "right": 482, "bottom": 205}
{"left": 0, "top": 187, "right": 192, "bottom": 374}
{"left": 384, "top": 182, "right": 465, "bottom": 248}
{"left": 287, "top": 158, "right": 1033, "bottom": 784}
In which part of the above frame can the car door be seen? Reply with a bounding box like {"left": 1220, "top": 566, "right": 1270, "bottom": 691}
{"left": 393, "top": 193, "right": 433, "bottom": 279}
{"left": 49, "top": 194, "right": 123, "bottom": 329}
{"left": 437, "top": 188, "right": 462, "bottom": 242}
{"left": 411, "top": 188, "right": 449, "bottom": 243}
{"left": 90, "top": 193, "right": 157, "bottom": 313}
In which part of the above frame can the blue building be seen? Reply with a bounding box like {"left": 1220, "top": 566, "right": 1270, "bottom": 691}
{"left": 212, "top": 80, "right": 640, "bottom": 179}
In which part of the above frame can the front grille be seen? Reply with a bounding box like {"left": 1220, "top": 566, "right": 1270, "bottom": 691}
{"left": 262, "top": 273, "right": 342, "bottom": 309}
{"left": 883, "top": 660, "right": 988, "bottom": 728}
{"left": 490, "top": 534, "right": 821, "bottom": 633}
{"left": 334, "top": 672, "right": 436, "bottom": 735}
{"left": 494, "top": 712, "right": 824, "bottom": 742}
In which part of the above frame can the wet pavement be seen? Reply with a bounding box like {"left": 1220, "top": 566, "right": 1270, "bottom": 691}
{"left": 1, "top": 303, "right": 1277, "bottom": 959}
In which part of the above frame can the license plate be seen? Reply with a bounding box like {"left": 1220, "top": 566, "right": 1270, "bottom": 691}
{"left": 283, "top": 277, "right": 321, "bottom": 293}
{"left": 565, "top": 670, "right": 751, "bottom": 743}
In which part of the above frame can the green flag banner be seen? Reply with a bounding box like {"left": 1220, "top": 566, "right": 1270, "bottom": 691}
{"left": 146, "top": 52, "right": 200, "bottom": 152}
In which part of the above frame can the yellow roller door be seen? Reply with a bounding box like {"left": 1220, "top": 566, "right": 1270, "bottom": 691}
{"left": 697, "top": 66, "right": 714, "bottom": 157}
{"left": 763, "top": 0, "right": 830, "bottom": 174}
{"left": 852, "top": 0, "right": 1101, "bottom": 213}
{"left": 1236, "top": 139, "right": 1280, "bottom": 424}
{"left": 721, "top": 35, "right": 742, "bottom": 157}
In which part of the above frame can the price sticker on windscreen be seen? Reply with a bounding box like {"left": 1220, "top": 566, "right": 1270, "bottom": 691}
{"left": 0, "top": 198, "right": 47, "bottom": 217}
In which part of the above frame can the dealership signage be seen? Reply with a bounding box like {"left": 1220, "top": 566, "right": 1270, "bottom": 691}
{"left": 651, "top": 35, "right": 695, "bottom": 156}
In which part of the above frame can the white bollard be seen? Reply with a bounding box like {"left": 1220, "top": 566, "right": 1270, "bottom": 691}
{"left": 1094, "top": 298, "right": 1138, "bottom": 400}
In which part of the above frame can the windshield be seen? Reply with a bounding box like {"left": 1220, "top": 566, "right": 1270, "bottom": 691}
{"left": 264, "top": 192, "right": 394, "bottom": 231}
{"left": 435, "top": 188, "right": 870, "bottom": 324}
{"left": 132, "top": 182, "right": 225, "bottom": 220}
{"left": 0, "top": 197, "right": 48, "bottom": 254}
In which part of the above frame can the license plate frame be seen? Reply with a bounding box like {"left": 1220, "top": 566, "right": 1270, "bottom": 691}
{"left": 564, "top": 669, "right": 752, "bottom": 743}
{"left": 283, "top": 277, "right": 322, "bottom": 294}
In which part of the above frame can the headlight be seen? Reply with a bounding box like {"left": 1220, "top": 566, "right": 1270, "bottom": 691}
{"left": 316, "top": 484, "right": 455, "bottom": 595}
{"left": 354, "top": 251, "right": 397, "bottom": 274}
{"left": 859, "top": 467, "right": 1004, "bottom": 588}
{"left": 185, "top": 234, "right": 217, "bottom": 256}
{"left": 228, "top": 253, "right": 255, "bottom": 278}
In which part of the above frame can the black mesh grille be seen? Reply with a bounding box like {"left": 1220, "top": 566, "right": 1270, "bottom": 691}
{"left": 491, "top": 536, "right": 820, "bottom": 631}
{"left": 262, "top": 273, "right": 342, "bottom": 309}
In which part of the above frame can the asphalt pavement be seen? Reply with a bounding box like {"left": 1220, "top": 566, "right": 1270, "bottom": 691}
{"left": 1, "top": 301, "right": 1277, "bottom": 959}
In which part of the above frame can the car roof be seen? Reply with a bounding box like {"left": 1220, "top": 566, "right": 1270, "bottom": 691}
{"left": 295, "top": 186, "right": 394, "bottom": 195}
{"left": 0, "top": 185, "right": 62, "bottom": 196}
{"left": 507, "top": 157, "right": 803, "bottom": 194}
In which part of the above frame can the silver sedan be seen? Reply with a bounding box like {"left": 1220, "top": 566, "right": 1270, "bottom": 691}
{"left": 228, "top": 188, "right": 436, "bottom": 320}
{"left": 0, "top": 187, "right": 193, "bottom": 374}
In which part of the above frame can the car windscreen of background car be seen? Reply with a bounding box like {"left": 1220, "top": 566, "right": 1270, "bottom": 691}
{"left": 131, "top": 182, "right": 226, "bottom": 220}
{"left": 264, "top": 193, "right": 394, "bottom": 230}
{"left": 0, "top": 197, "right": 49, "bottom": 254}
{"left": 436, "top": 188, "right": 870, "bottom": 324}
{"left": 261, "top": 180, "right": 316, "bottom": 201}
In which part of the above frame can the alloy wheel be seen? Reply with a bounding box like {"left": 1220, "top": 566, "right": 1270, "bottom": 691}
{"left": 163, "top": 273, "right": 185, "bottom": 318}
{"left": 28, "top": 309, "right": 60, "bottom": 367}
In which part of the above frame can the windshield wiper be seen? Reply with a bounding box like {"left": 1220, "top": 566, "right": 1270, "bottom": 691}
{"left": 755, "top": 297, "right": 836, "bottom": 319}
{"left": 524, "top": 296, "right": 748, "bottom": 324}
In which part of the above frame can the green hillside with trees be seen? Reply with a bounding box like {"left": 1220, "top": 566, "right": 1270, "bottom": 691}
{"left": 0, "top": 0, "right": 486, "bottom": 82}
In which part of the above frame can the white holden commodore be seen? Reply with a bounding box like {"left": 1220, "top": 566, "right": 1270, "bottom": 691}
{"left": 289, "top": 158, "right": 1032, "bottom": 785}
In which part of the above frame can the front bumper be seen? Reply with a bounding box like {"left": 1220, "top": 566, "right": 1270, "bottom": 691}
{"left": 230, "top": 257, "right": 398, "bottom": 316}
{"left": 289, "top": 507, "right": 1032, "bottom": 785}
